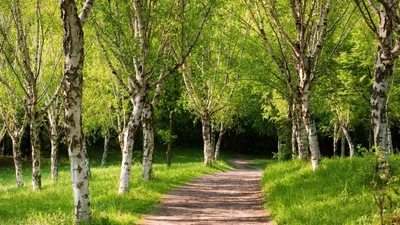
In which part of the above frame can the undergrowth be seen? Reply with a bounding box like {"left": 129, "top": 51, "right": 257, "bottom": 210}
{"left": 261, "top": 155, "right": 400, "bottom": 225}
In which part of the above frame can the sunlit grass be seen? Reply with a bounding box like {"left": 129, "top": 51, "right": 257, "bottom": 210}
{"left": 261, "top": 155, "right": 400, "bottom": 225}
{"left": 0, "top": 147, "right": 232, "bottom": 224}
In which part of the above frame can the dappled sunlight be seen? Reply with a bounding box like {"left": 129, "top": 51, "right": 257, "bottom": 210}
{"left": 0, "top": 149, "right": 232, "bottom": 224}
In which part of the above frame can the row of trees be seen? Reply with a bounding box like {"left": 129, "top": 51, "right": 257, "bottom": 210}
{"left": 0, "top": 0, "right": 239, "bottom": 223}
{"left": 2, "top": 0, "right": 400, "bottom": 223}
{"left": 243, "top": 0, "right": 400, "bottom": 177}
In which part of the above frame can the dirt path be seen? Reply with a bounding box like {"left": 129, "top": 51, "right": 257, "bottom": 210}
{"left": 139, "top": 159, "right": 271, "bottom": 225}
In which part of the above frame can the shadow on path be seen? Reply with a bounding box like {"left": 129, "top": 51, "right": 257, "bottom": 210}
{"left": 139, "top": 159, "right": 271, "bottom": 225}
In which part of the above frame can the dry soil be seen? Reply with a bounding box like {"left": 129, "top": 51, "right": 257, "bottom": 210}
{"left": 139, "top": 159, "right": 271, "bottom": 225}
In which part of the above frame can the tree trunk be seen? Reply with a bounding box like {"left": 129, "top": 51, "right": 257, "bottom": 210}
{"left": 371, "top": 53, "right": 392, "bottom": 175}
{"left": 214, "top": 124, "right": 225, "bottom": 161}
{"left": 118, "top": 131, "right": 124, "bottom": 152}
{"left": 211, "top": 123, "right": 216, "bottom": 158}
{"left": 387, "top": 126, "right": 393, "bottom": 154}
{"left": 291, "top": 122, "right": 297, "bottom": 159}
{"left": 30, "top": 114, "right": 41, "bottom": 190}
{"left": 299, "top": 84, "right": 320, "bottom": 169}
{"left": 277, "top": 128, "right": 282, "bottom": 161}
{"left": 11, "top": 136, "right": 24, "bottom": 187}
{"left": 50, "top": 133, "right": 59, "bottom": 181}
{"left": 341, "top": 125, "right": 355, "bottom": 157}
{"left": 385, "top": 102, "right": 393, "bottom": 154}
{"left": 118, "top": 93, "right": 146, "bottom": 194}
{"left": 295, "top": 103, "right": 308, "bottom": 160}
{"left": 333, "top": 123, "right": 339, "bottom": 158}
{"left": 61, "top": 0, "right": 93, "bottom": 222}
{"left": 289, "top": 101, "right": 297, "bottom": 159}
{"left": 341, "top": 134, "right": 345, "bottom": 158}
{"left": 142, "top": 100, "right": 154, "bottom": 181}
{"left": 167, "top": 110, "right": 173, "bottom": 167}
{"left": 201, "top": 114, "right": 212, "bottom": 166}
{"left": 101, "top": 129, "right": 109, "bottom": 167}
{"left": 83, "top": 138, "right": 91, "bottom": 177}
{"left": 48, "top": 107, "right": 60, "bottom": 181}
{"left": 119, "top": 123, "right": 135, "bottom": 194}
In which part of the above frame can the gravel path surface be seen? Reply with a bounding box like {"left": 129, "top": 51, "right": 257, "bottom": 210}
{"left": 139, "top": 159, "right": 271, "bottom": 225}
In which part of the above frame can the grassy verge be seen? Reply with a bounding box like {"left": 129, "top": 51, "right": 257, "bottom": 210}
{"left": 0, "top": 147, "right": 232, "bottom": 225}
{"left": 261, "top": 155, "right": 400, "bottom": 225}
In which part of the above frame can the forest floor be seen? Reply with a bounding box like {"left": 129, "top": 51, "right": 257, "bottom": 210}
{"left": 139, "top": 159, "right": 271, "bottom": 225}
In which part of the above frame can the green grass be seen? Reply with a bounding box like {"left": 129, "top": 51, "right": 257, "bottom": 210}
{"left": 0, "top": 147, "right": 232, "bottom": 225}
{"left": 261, "top": 155, "right": 400, "bottom": 225}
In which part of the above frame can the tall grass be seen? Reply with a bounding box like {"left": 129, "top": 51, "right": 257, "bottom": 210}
{"left": 261, "top": 155, "right": 400, "bottom": 225}
{"left": 0, "top": 148, "right": 232, "bottom": 224}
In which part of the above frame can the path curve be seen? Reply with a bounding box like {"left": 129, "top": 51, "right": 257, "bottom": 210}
{"left": 140, "top": 159, "right": 271, "bottom": 225}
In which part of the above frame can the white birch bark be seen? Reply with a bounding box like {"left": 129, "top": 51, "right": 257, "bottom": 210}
{"left": 167, "top": 110, "right": 173, "bottom": 167}
{"left": 142, "top": 100, "right": 154, "bottom": 181}
{"left": 1, "top": 112, "right": 27, "bottom": 187}
{"left": 201, "top": 114, "right": 213, "bottom": 166}
{"left": 48, "top": 98, "right": 61, "bottom": 181}
{"left": 0, "top": 112, "right": 26, "bottom": 187}
{"left": 289, "top": 101, "right": 297, "bottom": 159}
{"left": 333, "top": 123, "right": 339, "bottom": 158}
{"left": 295, "top": 102, "right": 308, "bottom": 160}
{"left": 118, "top": 91, "right": 146, "bottom": 194}
{"left": 265, "top": 0, "right": 331, "bottom": 169}
{"left": 119, "top": 125, "right": 134, "bottom": 193}
{"left": 353, "top": 0, "right": 400, "bottom": 175}
{"left": 371, "top": 55, "right": 391, "bottom": 173}
{"left": 60, "top": 0, "right": 94, "bottom": 222}
{"left": 83, "top": 138, "right": 91, "bottom": 177}
{"left": 387, "top": 125, "right": 393, "bottom": 154}
{"left": 11, "top": 135, "right": 24, "bottom": 187}
{"left": 369, "top": 8, "right": 394, "bottom": 171}
{"left": 292, "top": 119, "right": 298, "bottom": 158}
{"left": 13, "top": 0, "right": 42, "bottom": 190}
{"left": 101, "top": 129, "right": 109, "bottom": 167}
{"left": 341, "top": 125, "right": 355, "bottom": 157}
{"left": 211, "top": 123, "right": 216, "bottom": 158}
{"left": 299, "top": 77, "right": 320, "bottom": 169}
{"left": 50, "top": 131, "right": 59, "bottom": 181}
{"left": 214, "top": 123, "right": 225, "bottom": 161}
{"left": 30, "top": 113, "right": 41, "bottom": 190}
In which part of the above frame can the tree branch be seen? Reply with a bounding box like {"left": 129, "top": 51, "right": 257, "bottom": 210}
{"left": 79, "top": 0, "right": 95, "bottom": 26}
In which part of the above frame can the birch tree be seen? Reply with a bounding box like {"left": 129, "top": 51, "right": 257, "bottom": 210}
{"left": 336, "top": 108, "right": 355, "bottom": 157}
{"left": 181, "top": 25, "right": 242, "bottom": 166}
{"left": 0, "top": 6, "right": 27, "bottom": 187}
{"left": 95, "top": 0, "right": 211, "bottom": 193}
{"left": 243, "top": 1, "right": 308, "bottom": 161}
{"left": 0, "top": 97, "right": 27, "bottom": 187}
{"left": 353, "top": 0, "right": 400, "bottom": 175}
{"left": 0, "top": 0, "right": 64, "bottom": 190}
{"left": 47, "top": 95, "right": 63, "bottom": 181}
{"left": 213, "top": 109, "right": 231, "bottom": 160}
{"left": 60, "top": 0, "right": 94, "bottom": 222}
{"left": 245, "top": 0, "right": 353, "bottom": 169}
